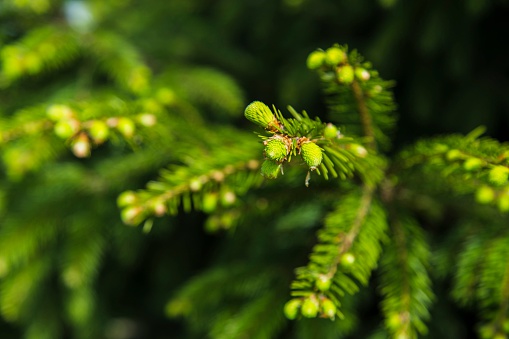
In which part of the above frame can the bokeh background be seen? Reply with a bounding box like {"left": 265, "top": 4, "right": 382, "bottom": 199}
{"left": 1, "top": 0, "right": 509, "bottom": 338}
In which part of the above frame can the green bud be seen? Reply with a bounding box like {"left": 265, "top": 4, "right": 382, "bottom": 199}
{"left": 284, "top": 299, "right": 302, "bottom": 320}
{"left": 88, "top": 120, "right": 109, "bottom": 144}
{"left": 325, "top": 47, "right": 346, "bottom": 66}
{"left": 156, "top": 87, "right": 176, "bottom": 105}
{"left": 306, "top": 50, "right": 326, "bottom": 70}
{"left": 244, "top": 101, "right": 277, "bottom": 129}
{"left": 355, "top": 67, "right": 370, "bottom": 81}
{"left": 321, "top": 299, "right": 337, "bottom": 319}
{"left": 340, "top": 253, "right": 355, "bottom": 268}
{"left": 121, "top": 206, "right": 143, "bottom": 226}
{"left": 46, "top": 104, "right": 73, "bottom": 121}
{"left": 261, "top": 160, "right": 281, "bottom": 179}
{"left": 301, "top": 297, "right": 319, "bottom": 318}
{"left": 323, "top": 123, "right": 339, "bottom": 139}
{"left": 498, "top": 194, "right": 509, "bottom": 212}
{"left": 117, "top": 117, "right": 136, "bottom": 138}
{"left": 463, "top": 157, "right": 483, "bottom": 171}
{"left": 337, "top": 65, "right": 355, "bottom": 84}
{"left": 476, "top": 186, "right": 495, "bottom": 204}
{"left": 137, "top": 113, "right": 157, "bottom": 127}
{"left": 202, "top": 192, "right": 218, "bottom": 213}
{"left": 315, "top": 275, "right": 332, "bottom": 291}
{"left": 446, "top": 149, "right": 463, "bottom": 161}
{"left": 264, "top": 138, "right": 288, "bottom": 161}
{"left": 117, "top": 191, "right": 137, "bottom": 207}
{"left": 387, "top": 313, "right": 401, "bottom": 329}
{"left": 489, "top": 166, "right": 509, "bottom": 186}
{"left": 301, "top": 142, "right": 323, "bottom": 169}
{"left": 54, "top": 119, "right": 79, "bottom": 139}
{"left": 71, "top": 134, "right": 90, "bottom": 158}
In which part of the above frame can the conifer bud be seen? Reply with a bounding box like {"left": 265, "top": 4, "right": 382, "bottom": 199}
{"left": 497, "top": 194, "right": 509, "bottom": 212}
{"left": 476, "top": 186, "right": 495, "bottom": 204}
{"left": 323, "top": 123, "right": 339, "bottom": 139}
{"left": 264, "top": 137, "right": 288, "bottom": 161}
{"left": 321, "top": 298, "right": 337, "bottom": 319}
{"left": 261, "top": 160, "right": 281, "bottom": 179}
{"left": 306, "top": 50, "right": 326, "bottom": 70}
{"left": 244, "top": 101, "right": 277, "bottom": 129}
{"left": 202, "top": 192, "right": 218, "bottom": 213}
{"left": 117, "top": 191, "right": 137, "bottom": 207}
{"left": 489, "top": 166, "right": 509, "bottom": 186}
{"left": 463, "top": 157, "right": 483, "bottom": 171}
{"left": 340, "top": 252, "right": 355, "bottom": 268}
{"left": 301, "top": 297, "right": 319, "bottom": 318}
{"left": 301, "top": 142, "right": 323, "bottom": 170}
{"left": 54, "top": 119, "right": 79, "bottom": 139}
{"left": 325, "top": 47, "right": 346, "bottom": 66}
{"left": 446, "top": 149, "right": 463, "bottom": 161}
{"left": 315, "top": 275, "right": 332, "bottom": 291}
{"left": 117, "top": 117, "right": 136, "bottom": 138}
{"left": 337, "top": 65, "right": 355, "bottom": 84}
{"left": 121, "top": 206, "right": 143, "bottom": 225}
{"left": 88, "top": 120, "right": 109, "bottom": 144}
{"left": 284, "top": 299, "right": 302, "bottom": 320}
{"left": 72, "top": 133, "right": 91, "bottom": 158}
{"left": 355, "top": 67, "right": 370, "bottom": 81}
{"left": 47, "top": 104, "right": 73, "bottom": 121}
{"left": 137, "top": 113, "right": 157, "bottom": 127}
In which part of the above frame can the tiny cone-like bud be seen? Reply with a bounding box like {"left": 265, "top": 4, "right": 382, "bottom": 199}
{"left": 261, "top": 160, "right": 281, "bottom": 179}
{"left": 340, "top": 252, "right": 355, "bottom": 267}
{"left": 301, "top": 297, "right": 319, "bottom": 318}
{"left": 446, "top": 149, "right": 463, "bottom": 161}
{"left": 284, "top": 299, "right": 302, "bottom": 320}
{"left": 72, "top": 133, "right": 91, "bottom": 158}
{"left": 244, "top": 101, "right": 277, "bottom": 129}
{"left": 202, "top": 193, "right": 218, "bottom": 213}
{"left": 463, "top": 157, "right": 483, "bottom": 171}
{"left": 337, "top": 65, "right": 355, "bottom": 84}
{"left": 476, "top": 186, "right": 495, "bottom": 204}
{"left": 324, "top": 47, "right": 346, "bottom": 66}
{"left": 88, "top": 120, "right": 109, "bottom": 143}
{"left": 489, "top": 166, "right": 509, "bottom": 186}
{"left": 46, "top": 104, "right": 73, "bottom": 121}
{"left": 355, "top": 67, "right": 370, "bottom": 81}
{"left": 498, "top": 194, "right": 509, "bottom": 212}
{"left": 321, "top": 299, "right": 337, "bottom": 319}
{"left": 306, "top": 50, "right": 326, "bottom": 70}
{"left": 117, "top": 191, "right": 138, "bottom": 207}
{"left": 315, "top": 275, "right": 332, "bottom": 291}
{"left": 117, "top": 117, "right": 136, "bottom": 138}
{"left": 54, "top": 119, "right": 79, "bottom": 139}
{"left": 301, "top": 142, "right": 323, "bottom": 170}
{"left": 323, "top": 123, "right": 339, "bottom": 139}
{"left": 121, "top": 206, "right": 143, "bottom": 226}
{"left": 264, "top": 138, "right": 288, "bottom": 161}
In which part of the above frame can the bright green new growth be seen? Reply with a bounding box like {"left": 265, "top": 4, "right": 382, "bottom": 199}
{"left": 301, "top": 141, "right": 323, "bottom": 169}
{"left": 264, "top": 137, "right": 288, "bottom": 161}
{"left": 1, "top": 7, "right": 508, "bottom": 336}
{"left": 261, "top": 159, "right": 281, "bottom": 179}
{"left": 244, "top": 101, "right": 276, "bottom": 129}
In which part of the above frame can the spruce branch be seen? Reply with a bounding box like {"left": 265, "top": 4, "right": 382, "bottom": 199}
{"left": 351, "top": 80, "right": 376, "bottom": 150}
{"left": 287, "top": 187, "right": 388, "bottom": 320}
{"left": 244, "top": 101, "right": 381, "bottom": 186}
{"left": 307, "top": 45, "right": 396, "bottom": 150}
{"left": 395, "top": 129, "right": 509, "bottom": 212}
{"left": 379, "top": 216, "right": 433, "bottom": 339}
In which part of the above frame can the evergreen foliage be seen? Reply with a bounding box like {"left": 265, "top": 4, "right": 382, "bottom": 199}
{"left": 1, "top": 1, "right": 509, "bottom": 338}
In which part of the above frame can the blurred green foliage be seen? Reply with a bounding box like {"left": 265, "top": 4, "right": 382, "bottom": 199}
{"left": 0, "top": 0, "right": 509, "bottom": 338}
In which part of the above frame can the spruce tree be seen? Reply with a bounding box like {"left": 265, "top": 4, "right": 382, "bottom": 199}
{"left": 1, "top": 1, "right": 509, "bottom": 339}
